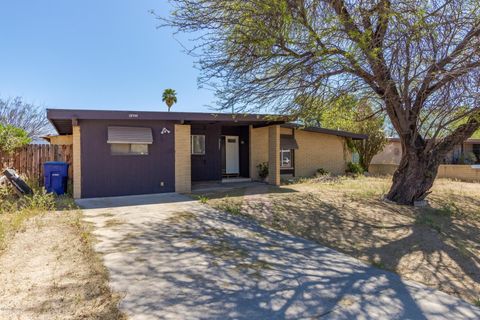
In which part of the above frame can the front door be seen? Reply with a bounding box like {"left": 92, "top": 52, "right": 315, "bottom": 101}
{"left": 225, "top": 136, "right": 239, "bottom": 175}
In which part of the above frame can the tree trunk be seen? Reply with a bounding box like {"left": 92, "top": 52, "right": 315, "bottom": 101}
{"left": 385, "top": 146, "right": 441, "bottom": 205}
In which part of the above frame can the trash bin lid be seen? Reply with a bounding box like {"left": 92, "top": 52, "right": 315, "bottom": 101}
{"left": 44, "top": 161, "right": 69, "bottom": 166}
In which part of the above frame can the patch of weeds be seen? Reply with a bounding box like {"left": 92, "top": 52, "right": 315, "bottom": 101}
{"left": 415, "top": 212, "right": 447, "bottom": 233}
{"left": 203, "top": 226, "right": 226, "bottom": 238}
{"left": 450, "top": 239, "right": 472, "bottom": 258}
{"left": 55, "top": 195, "right": 79, "bottom": 211}
{"left": 371, "top": 260, "right": 386, "bottom": 269}
{"left": 235, "top": 259, "right": 273, "bottom": 278}
{"left": 97, "top": 212, "right": 115, "bottom": 218}
{"left": 473, "top": 299, "right": 480, "bottom": 307}
{"left": 0, "top": 185, "right": 79, "bottom": 252}
{"left": 195, "top": 195, "right": 209, "bottom": 204}
{"left": 439, "top": 200, "right": 462, "bottom": 216}
{"left": 203, "top": 238, "right": 249, "bottom": 260}
{"left": 213, "top": 197, "right": 244, "bottom": 216}
{"left": 166, "top": 211, "right": 197, "bottom": 224}
{"left": 104, "top": 218, "right": 124, "bottom": 228}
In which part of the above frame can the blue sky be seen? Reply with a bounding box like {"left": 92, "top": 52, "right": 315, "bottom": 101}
{"left": 0, "top": 0, "right": 216, "bottom": 112}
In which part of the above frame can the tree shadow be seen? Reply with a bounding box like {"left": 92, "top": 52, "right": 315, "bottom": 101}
{"left": 81, "top": 197, "right": 480, "bottom": 319}
{"left": 237, "top": 187, "right": 480, "bottom": 304}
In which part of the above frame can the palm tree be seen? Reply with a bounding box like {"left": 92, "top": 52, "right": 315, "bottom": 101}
{"left": 162, "top": 89, "right": 177, "bottom": 112}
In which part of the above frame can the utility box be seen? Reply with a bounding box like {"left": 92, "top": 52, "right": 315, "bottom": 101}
{"left": 44, "top": 162, "right": 69, "bottom": 195}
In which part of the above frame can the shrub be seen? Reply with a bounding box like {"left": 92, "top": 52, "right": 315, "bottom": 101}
{"left": 256, "top": 162, "right": 269, "bottom": 180}
{"left": 196, "top": 195, "right": 209, "bottom": 204}
{"left": 316, "top": 168, "right": 329, "bottom": 176}
{"left": 0, "top": 124, "right": 31, "bottom": 154}
{"left": 346, "top": 162, "right": 364, "bottom": 175}
{"left": 458, "top": 152, "right": 477, "bottom": 164}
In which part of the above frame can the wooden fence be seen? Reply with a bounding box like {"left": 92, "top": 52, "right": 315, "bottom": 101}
{"left": 0, "top": 144, "right": 73, "bottom": 184}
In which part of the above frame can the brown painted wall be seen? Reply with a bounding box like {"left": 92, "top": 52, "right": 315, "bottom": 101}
{"left": 190, "top": 124, "right": 250, "bottom": 181}
{"left": 80, "top": 119, "right": 175, "bottom": 198}
{"left": 191, "top": 124, "right": 222, "bottom": 181}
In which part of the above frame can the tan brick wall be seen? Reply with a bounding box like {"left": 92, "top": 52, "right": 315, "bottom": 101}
{"left": 49, "top": 135, "right": 73, "bottom": 145}
{"left": 369, "top": 164, "right": 480, "bottom": 182}
{"left": 249, "top": 126, "right": 269, "bottom": 180}
{"left": 294, "top": 129, "right": 348, "bottom": 176}
{"left": 437, "top": 165, "right": 480, "bottom": 182}
{"left": 280, "top": 127, "right": 293, "bottom": 135}
{"left": 175, "top": 124, "right": 191, "bottom": 193}
{"left": 72, "top": 126, "right": 81, "bottom": 199}
{"left": 369, "top": 164, "right": 398, "bottom": 175}
{"left": 268, "top": 125, "right": 280, "bottom": 185}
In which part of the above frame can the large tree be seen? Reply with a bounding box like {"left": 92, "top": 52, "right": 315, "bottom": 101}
{"left": 300, "top": 95, "right": 387, "bottom": 171}
{"left": 0, "top": 97, "right": 51, "bottom": 139}
{"left": 162, "top": 0, "right": 480, "bottom": 204}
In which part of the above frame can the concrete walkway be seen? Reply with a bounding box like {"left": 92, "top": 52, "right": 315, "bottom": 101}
{"left": 78, "top": 193, "right": 480, "bottom": 320}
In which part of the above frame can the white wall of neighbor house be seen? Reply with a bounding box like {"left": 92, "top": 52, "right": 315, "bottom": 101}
{"left": 370, "top": 140, "right": 480, "bottom": 181}
{"left": 371, "top": 140, "right": 402, "bottom": 165}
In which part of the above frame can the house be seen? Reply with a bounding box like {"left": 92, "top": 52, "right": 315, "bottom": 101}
{"left": 370, "top": 138, "right": 480, "bottom": 181}
{"left": 47, "top": 109, "right": 366, "bottom": 199}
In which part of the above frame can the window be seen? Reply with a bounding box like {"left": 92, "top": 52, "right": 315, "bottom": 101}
{"left": 352, "top": 152, "right": 360, "bottom": 164}
{"left": 107, "top": 126, "right": 152, "bottom": 156}
{"left": 111, "top": 143, "right": 149, "bottom": 155}
{"left": 191, "top": 135, "right": 206, "bottom": 155}
{"left": 280, "top": 149, "right": 293, "bottom": 168}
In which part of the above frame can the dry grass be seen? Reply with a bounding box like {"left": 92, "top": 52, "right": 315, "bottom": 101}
{"left": 204, "top": 176, "right": 480, "bottom": 304}
{"left": 0, "top": 189, "right": 125, "bottom": 319}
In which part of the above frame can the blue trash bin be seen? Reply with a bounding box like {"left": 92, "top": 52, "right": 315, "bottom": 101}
{"left": 44, "top": 161, "right": 69, "bottom": 195}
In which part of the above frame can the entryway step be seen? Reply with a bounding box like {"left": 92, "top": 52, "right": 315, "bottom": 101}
{"left": 221, "top": 177, "right": 252, "bottom": 183}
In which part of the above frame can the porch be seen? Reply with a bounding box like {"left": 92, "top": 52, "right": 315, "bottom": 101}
{"left": 174, "top": 123, "right": 282, "bottom": 193}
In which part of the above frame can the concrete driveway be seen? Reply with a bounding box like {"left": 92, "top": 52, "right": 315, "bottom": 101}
{"left": 78, "top": 193, "right": 480, "bottom": 320}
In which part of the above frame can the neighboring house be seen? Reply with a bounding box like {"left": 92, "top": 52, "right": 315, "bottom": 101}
{"left": 47, "top": 109, "right": 366, "bottom": 199}
{"left": 42, "top": 135, "right": 73, "bottom": 145}
{"left": 370, "top": 138, "right": 480, "bottom": 181}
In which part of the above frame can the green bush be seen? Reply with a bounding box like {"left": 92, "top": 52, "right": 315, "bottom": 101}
{"left": 0, "top": 186, "right": 56, "bottom": 214}
{"left": 346, "top": 162, "right": 364, "bottom": 175}
{"left": 316, "top": 168, "right": 329, "bottom": 176}
{"left": 458, "top": 152, "right": 477, "bottom": 164}
{"left": 256, "top": 162, "right": 269, "bottom": 180}
{"left": 0, "top": 124, "right": 31, "bottom": 154}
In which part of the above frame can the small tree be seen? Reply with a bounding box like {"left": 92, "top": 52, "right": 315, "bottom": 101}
{"left": 0, "top": 97, "right": 51, "bottom": 139}
{"left": 301, "top": 96, "right": 387, "bottom": 171}
{"left": 0, "top": 124, "right": 31, "bottom": 154}
{"left": 162, "top": 89, "right": 177, "bottom": 112}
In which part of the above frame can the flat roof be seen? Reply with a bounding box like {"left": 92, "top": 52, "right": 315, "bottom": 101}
{"left": 387, "top": 137, "right": 480, "bottom": 143}
{"left": 282, "top": 123, "right": 368, "bottom": 140}
{"left": 47, "top": 108, "right": 367, "bottom": 140}
{"left": 47, "top": 109, "right": 288, "bottom": 134}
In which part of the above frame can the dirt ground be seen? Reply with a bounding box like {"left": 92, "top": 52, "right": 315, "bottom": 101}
{"left": 200, "top": 177, "right": 480, "bottom": 306}
{"left": 0, "top": 210, "right": 125, "bottom": 320}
